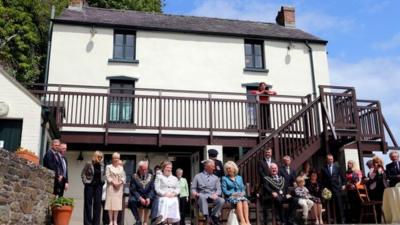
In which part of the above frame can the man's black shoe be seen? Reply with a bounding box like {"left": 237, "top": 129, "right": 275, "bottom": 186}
{"left": 211, "top": 216, "right": 220, "bottom": 225}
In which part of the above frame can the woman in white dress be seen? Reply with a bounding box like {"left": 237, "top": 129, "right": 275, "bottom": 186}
{"left": 105, "top": 152, "right": 126, "bottom": 225}
{"left": 154, "top": 161, "right": 180, "bottom": 224}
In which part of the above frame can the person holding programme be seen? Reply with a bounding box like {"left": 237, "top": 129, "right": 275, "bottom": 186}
{"left": 221, "top": 161, "right": 250, "bottom": 225}
{"left": 176, "top": 168, "right": 189, "bottom": 225}
{"left": 105, "top": 152, "right": 126, "bottom": 225}
{"left": 154, "top": 161, "right": 181, "bottom": 224}
{"left": 81, "top": 151, "right": 105, "bottom": 225}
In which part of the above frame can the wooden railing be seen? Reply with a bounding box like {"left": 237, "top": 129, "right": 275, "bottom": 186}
{"left": 237, "top": 96, "right": 322, "bottom": 189}
{"left": 357, "top": 100, "right": 384, "bottom": 141}
{"left": 28, "top": 84, "right": 307, "bottom": 135}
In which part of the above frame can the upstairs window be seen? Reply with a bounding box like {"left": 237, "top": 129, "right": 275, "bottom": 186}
{"left": 244, "top": 40, "right": 265, "bottom": 69}
{"left": 113, "top": 30, "right": 136, "bottom": 61}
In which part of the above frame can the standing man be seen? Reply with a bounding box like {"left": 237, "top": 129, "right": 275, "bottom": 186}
{"left": 258, "top": 147, "right": 277, "bottom": 225}
{"left": 43, "top": 139, "right": 64, "bottom": 196}
{"left": 208, "top": 149, "right": 224, "bottom": 178}
{"left": 386, "top": 151, "right": 400, "bottom": 187}
{"left": 258, "top": 147, "right": 277, "bottom": 178}
{"left": 263, "top": 163, "right": 296, "bottom": 225}
{"left": 279, "top": 155, "right": 297, "bottom": 190}
{"left": 321, "top": 154, "right": 345, "bottom": 224}
{"left": 59, "top": 143, "right": 69, "bottom": 196}
{"left": 191, "top": 160, "right": 225, "bottom": 225}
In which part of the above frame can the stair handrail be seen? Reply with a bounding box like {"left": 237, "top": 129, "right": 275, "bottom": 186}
{"left": 236, "top": 96, "right": 322, "bottom": 166}
{"left": 382, "top": 116, "right": 399, "bottom": 149}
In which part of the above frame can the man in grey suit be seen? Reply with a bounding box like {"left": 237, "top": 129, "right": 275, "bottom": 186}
{"left": 191, "top": 159, "right": 225, "bottom": 225}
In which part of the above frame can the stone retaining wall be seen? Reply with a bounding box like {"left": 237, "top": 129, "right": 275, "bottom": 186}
{"left": 0, "top": 149, "right": 54, "bottom": 225}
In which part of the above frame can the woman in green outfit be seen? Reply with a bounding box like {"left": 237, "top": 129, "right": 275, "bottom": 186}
{"left": 176, "top": 168, "right": 189, "bottom": 225}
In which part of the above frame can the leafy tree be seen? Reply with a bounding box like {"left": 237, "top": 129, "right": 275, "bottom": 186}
{"left": 0, "top": 0, "right": 69, "bottom": 83}
{"left": 89, "top": 0, "right": 163, "bottom": 12}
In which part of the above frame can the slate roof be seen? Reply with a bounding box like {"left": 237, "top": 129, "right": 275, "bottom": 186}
{"left": 54, "top": 7, "right": 327, "bottom": 44}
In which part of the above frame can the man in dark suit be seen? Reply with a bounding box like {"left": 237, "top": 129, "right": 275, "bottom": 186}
{"left": 263, "top": 163, "right": 296, "bottom": 225}
{"left": 386, "top": 151, "right": 400, "bottom": 187}
{"left": 59, "top": 143, "right": 69, "bottom": 196}
{"left": 320, "top": 154, "right": 345, "bottom": 224}
{"left": 208, "top": 149, "right": 224, "bottom": 178}
{"left": 258, "top": 147, "right": 277, "bottom": 225}
{"left": 279, "top": 155, "right": 297, "bottom": 190}
{"left": 43, "top": 139, "right": 64, "bottom": 196}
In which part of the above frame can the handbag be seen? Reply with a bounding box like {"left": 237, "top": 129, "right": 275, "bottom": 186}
{"left": 227, "top": 209, "right": 239, "bottom": 225}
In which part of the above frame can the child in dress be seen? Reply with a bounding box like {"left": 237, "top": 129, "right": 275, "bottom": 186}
{"left": 295, "top": 176, "right": 314, "bottom": 222}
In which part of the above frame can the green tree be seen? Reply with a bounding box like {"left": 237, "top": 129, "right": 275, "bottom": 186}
{"left": 89, "top": 0, "right": 163, "bottom": 12}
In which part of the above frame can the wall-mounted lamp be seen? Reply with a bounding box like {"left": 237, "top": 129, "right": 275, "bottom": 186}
{"left": 287, "top": 41, "right": 294, "bottom": 51}
{"left": 90, "top": 25, "right": 97, "bottom": 37}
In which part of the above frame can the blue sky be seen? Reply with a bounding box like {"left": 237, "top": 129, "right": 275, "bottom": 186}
{"left": 164, "top": 0, "right": 399, "bottom": 149}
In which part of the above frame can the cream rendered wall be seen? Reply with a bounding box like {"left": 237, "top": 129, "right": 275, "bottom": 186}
{"left": 48, "top": 24, "right": 330, "bottom": 96}
{"left": 0, "top": 71, "right": 42, "bottom": 155}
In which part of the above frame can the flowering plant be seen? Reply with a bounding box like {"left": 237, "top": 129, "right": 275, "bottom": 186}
{"left": 322, "top": 188, "right": 332, "bottom": 200}
{"left": 16, "top": 147, "right": 37, "bottom": 156}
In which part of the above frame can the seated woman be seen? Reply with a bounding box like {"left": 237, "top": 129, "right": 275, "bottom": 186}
{"left": 221, "top": 161, "right": 250, "bottom": 225}
{"left": 295, "top": 176, "right": 314, "bottom": 223}
{"left": 305, "top": 170, "right": 323, "bottom": 225}
{"left": 154, "top": 161, "right": 180, "bottom": 224}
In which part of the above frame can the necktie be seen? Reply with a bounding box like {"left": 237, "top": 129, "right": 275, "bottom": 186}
{"left": 329, "top": 165, "right": 333, "bottom": 176}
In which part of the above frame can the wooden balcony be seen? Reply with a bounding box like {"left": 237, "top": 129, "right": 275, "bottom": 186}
{"left": 29, "top": 84, "right": 309, "bottom": 147}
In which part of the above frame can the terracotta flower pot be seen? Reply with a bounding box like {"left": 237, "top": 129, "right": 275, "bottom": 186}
{"left": 16, "top": 151, "right": 39, "bottom": 165}
{"left": 52, "top": 205, "right": 73, "bottom": 225}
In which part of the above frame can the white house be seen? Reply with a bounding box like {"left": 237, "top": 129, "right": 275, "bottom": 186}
{"left": 44, "top": 2, "right": 334, "bottom": 224}
{"left": 0, "top": 67, "right": 43, "bottom": 156}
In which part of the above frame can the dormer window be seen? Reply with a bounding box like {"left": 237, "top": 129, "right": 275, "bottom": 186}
{"left": 112, "top": 30, "right": 136, "bottom": 62}
{"left": 244, "top": 40, "right": 265, "bottom": 70}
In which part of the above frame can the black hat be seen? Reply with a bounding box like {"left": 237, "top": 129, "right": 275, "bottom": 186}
{"left": 208, "top": 149, "right": 218, "bottom": 157}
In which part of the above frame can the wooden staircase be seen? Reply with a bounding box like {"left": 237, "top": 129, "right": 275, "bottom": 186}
{"left": 236, "top": 85, "right": 399, "bottom": 189}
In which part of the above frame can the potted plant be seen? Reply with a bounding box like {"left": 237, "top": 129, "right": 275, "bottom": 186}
{"left": 50, "top": 197, "right": 74, "bottom": 225}
{"left": 15, "top": 147, "right": 39, "bottom": 165}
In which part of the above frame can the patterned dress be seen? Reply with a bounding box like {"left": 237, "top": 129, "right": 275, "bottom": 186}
{"left": 221, "top": 175, "right": 248, "bottom": 204}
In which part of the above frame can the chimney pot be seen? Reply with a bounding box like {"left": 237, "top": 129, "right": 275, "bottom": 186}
{"left": 276, "top": 6, "right": 295, "bottom": 28}
{"left": 69, "top": 0, "right": 87, "bottom": 10}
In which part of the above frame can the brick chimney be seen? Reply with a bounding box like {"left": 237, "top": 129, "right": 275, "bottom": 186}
{"left": 69, "top": 0, "right": 87, "bottom": 10}
{"left": 276, "top": 6, "right": 295, "bottom": 28}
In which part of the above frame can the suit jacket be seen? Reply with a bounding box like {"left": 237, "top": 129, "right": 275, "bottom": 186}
{"left": 262, "top": 175, "right": 287, "bottom": 200}
{"left": 321, "top": 163, "right": 344, "bottom": 192}
{"left": 258, "top": 158, "right": 277, "bottom": 178}
{"left": 279, "top": 166, "right": 296, "bottom": 189}
{"left": 43, "top": 149, "right": 62, "bottom": 177}
{"left": 386, "top": 161, "right": 400, "bottom": 187}
{"left": 61, "top": 156, "right": 68, "bottom": 183}
{"left": 221, "top": 175, "right": 246, "bottom": 198}
{"left": 191, "top": 172, "right": 222, "bottom": 196}
{"left": 129, "top": 173, "right": 155, "bottom": 202}
{"left": 81, "top": 161, "right": 105, "bottom": 184}
{"left": 213, "top": 159, "right": 224, "bottom": 178}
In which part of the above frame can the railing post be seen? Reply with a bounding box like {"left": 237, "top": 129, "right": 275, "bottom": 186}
{"left": 104, "top": 88, "right": 110, "bottom": 145}
{"left": 56, "top": 85, "right": 62, "bottom": 129}
{"left": 158, "top": 91, "right": 162, "bottom": 147}
{"left": 208, "top": 93, "right": 213, "bottom": 145}
{"left": 376, "top": 101, "right": 387, "bottom": 153}
{"left": 319, "top": 86, "right": 329, "bottom": 154}
{"left": 351, "top": 88, "right": 364, "bottom": 171}
{"left": 273, "top": 135, "right": 280, "bottom": 162}
{"left": 256, "top": 97, "right": 262, "bottom": 143}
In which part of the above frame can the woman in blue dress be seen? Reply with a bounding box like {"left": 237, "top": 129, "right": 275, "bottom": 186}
{"left": 221, "top": 161, "right": 250, "bottom": 225}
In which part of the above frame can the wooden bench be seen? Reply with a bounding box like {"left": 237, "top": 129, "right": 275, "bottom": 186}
{"left": 191, "top": 183, "right": 260, "bottom": 225}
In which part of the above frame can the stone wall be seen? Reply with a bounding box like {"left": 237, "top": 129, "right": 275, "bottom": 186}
{"left": 0, "top": 149, "right": 54, "bottom": 225}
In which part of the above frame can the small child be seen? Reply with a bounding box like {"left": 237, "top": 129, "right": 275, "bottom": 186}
{"left": 295, "top": 176, "right": 314, "bottom": 222}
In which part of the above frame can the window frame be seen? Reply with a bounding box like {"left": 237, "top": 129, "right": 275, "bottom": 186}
{"left": 112, "top": 30, "right": 137, "bottom": 62}
{"left": 244, "top": 39, "right": 266, "bottom": 71}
